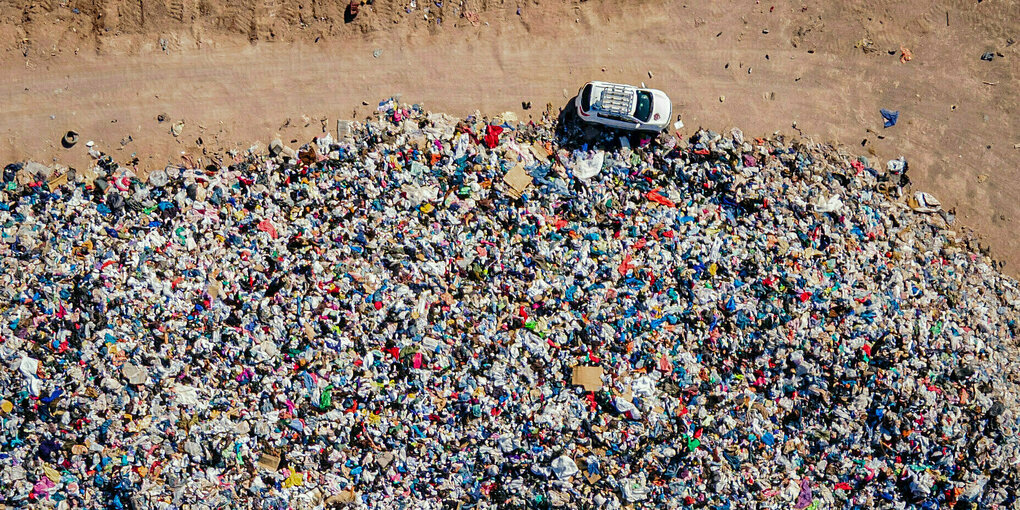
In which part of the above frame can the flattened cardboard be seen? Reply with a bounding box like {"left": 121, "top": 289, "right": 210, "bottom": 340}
{"left": 531, "top": 142, "right": 550, "bottom": 163}
{"left": 502, "top": 163, "right": 532, "bottom": 198}
{"left": 572, "top": 366, "right": 604, "bottom": 392}
{"left": 47, "top": 173, "right": 69, "bottom": 189}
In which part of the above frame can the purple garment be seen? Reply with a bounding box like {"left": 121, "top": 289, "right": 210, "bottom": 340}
{"left": 38, "top": 438, "right": 61, "bottom": 462}
{"left": 794, "top": 478, "right": 813, "bottom": 509}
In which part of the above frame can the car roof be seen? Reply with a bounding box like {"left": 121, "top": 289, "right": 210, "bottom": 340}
{"left": 589, "top": 82, "right": 636, "bottom": 117}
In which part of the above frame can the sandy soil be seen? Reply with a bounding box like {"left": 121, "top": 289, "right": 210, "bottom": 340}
{"left": 1, "top": 0, "right": 1018, "bottom": 271}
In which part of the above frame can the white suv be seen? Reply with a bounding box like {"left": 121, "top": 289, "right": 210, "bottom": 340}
{"left": 574, "top": 81, "right": 672, "bottom": 132}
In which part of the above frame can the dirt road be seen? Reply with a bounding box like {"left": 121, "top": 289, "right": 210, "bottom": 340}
{"left": 1, "top": 0, "right": 1017, "bottom": 270}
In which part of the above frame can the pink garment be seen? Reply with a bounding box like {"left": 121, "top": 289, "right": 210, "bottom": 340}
{"left": 257, "top": 219, "right": 279, "bottom": 239}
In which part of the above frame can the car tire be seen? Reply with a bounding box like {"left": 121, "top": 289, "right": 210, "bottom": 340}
{"left": 556, "top": 98, "right": 583, "bottom": 142}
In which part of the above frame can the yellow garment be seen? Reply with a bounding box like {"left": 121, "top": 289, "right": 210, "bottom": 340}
{"left": 44, "top": 465, "right": 61, "bottom": 483}
{"left": 283, "top": 471, "right": 304, "bottom": 488}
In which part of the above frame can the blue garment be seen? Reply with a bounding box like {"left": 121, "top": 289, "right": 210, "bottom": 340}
{"left": 880, "top": 109, "right": 899, "bottom": 128}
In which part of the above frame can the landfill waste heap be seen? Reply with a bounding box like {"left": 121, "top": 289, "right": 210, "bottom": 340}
{"left": 1, "top": 99, "right": 1019, "bottom": 510}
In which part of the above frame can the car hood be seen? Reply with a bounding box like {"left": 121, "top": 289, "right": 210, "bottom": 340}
{"left": 649, "top": 90, "right": 672, "bottom": 124}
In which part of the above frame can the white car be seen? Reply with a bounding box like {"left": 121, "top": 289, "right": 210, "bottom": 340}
{"left": 574, "top": 81, "right": 672, "bottom": 132}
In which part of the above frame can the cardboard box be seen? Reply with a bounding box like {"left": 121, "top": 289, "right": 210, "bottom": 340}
{"left": 257, "top": 452, "right": 281, "bottom": 471}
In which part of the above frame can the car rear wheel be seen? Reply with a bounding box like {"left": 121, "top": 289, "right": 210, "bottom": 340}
{"left": 556, "top": 97, "right": 583, "bottom": 141}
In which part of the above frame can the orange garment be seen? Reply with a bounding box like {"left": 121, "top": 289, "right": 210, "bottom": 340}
{"left": 900, "top": 46, "right": 912, "bottom": 63}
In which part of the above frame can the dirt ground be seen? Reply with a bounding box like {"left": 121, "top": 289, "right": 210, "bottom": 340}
{"left": 1, "top": 0, "right": 1017, "bottom": 271}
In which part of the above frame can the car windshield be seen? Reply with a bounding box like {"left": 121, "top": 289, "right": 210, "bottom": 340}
{"left": 581, "top": 84, "right": 593, "bottom": 111}
{"left": 634, "top": 91, "right": 653, "bottom": 122}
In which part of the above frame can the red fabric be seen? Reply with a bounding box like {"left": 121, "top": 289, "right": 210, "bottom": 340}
{"left": 658, "top": 356, "right": 672, "bottom": 372}
{"left": 483, "top": 125, "right": 503, "bottom": 149}
{"left": 645, "top": 189, "right": 676, "bottom": 208}
{"left": 618, "top": 254, "right": 634, "bottom": 276}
